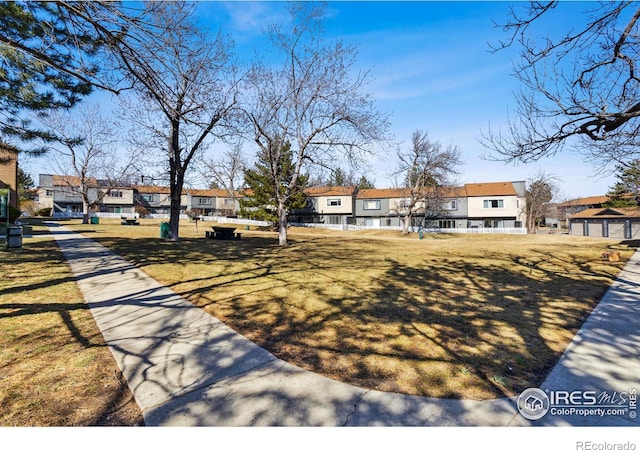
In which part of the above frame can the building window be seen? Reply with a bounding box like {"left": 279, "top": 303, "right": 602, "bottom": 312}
{"left": 439, "top": 220, "right": 456, "bottom": 229}
{"left": 363, "top": 200, "right": 381, "bottom": 210}
{"left": 327, "top": 198, "right": 341, "bottom": 207}
{"left": 483, "top": 199, "right": 504, "bottom": 209}
{"left": 325, "top": 215, "right": 342, "bottom": 225}
{"left": 444, "top": 200, "right": 457, "bottom": 210}
{"left": 484, "top": 220, "right": 501, "bottom": 228}
{"left": 67, "top": 205, "right": 82, "bottom": 213}
{"left": 109, "top": 190, "right": 123, "bottom": 198}
{"left": 45, "top": 190, "right": 53, "bottom": 197}
{"left": 198, "top": 197, "right": 211, "bottom": 205}
{"left": 141, "top": 194, "right": 154, "bottom": 202}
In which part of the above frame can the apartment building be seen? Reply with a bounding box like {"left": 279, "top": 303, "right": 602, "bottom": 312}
{"left": 38, "top": 174, "right": 135, "bottom": 216}
{"left": 350, "top": 181, "right": 526, "bottom": 231}
{"left": 184, "top": 188, "right": 239, "bottom": 216}
{"left": 290, "top": 186, "right": 358, "bottom": 226}
{"left": 35, "top": 172, "right": 526, "bottom": 232}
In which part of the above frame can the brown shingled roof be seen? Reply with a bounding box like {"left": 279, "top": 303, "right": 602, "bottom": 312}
{"left": 133, "top": 185, "right": 173, "bottom": 194}
{"left": 52, "top": 175, "right": 98, "bottom": 187}
{"left": 556, "top": 195, "right": 609, "bottom": 208}
{"left": 305, "top": 186, "right": 357, "bottom": 197}
{"left": 357, "top": 186, "right": 467, "bottom": 199}
{"left": 463, "top": 182, "right": 516, "bottom": 197}
{"left": 187, "top": 188, "right": 233, "bottom": 197}
{"left": 357, "top": 188, "right": 410, "bottom": 199}
{"left": 442, "top": 186, "right": 468, "bottom": 197}
{"left": 571, "top": 207, "right": 640, "bottom": 219}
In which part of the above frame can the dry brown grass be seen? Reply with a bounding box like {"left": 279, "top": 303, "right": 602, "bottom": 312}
{"left": 64, "top": 218, "right": 636, "bottom": 400}
{"left": 0, "top": 219, "right": 143, "bottom": 426}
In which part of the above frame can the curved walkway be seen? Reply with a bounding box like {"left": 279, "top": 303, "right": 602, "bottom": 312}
{"left": 50, "top": 225, "right": 640, "bottom": 426}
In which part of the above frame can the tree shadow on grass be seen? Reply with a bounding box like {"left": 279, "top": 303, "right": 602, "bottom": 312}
{"left": 0, "top": 238, "right": 104, "bottom": 350}
{"left": 28, "top": 229, "right": 639, "bottom": 425}
{"left": 34, "top": 230, "right": 638, "bottom": 404}
{"left": 86, "top": 233, "right": 634, "bottom": 401}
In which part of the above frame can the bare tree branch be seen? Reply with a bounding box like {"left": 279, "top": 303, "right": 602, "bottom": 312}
{"left": 117, "top": 3, "right": 238, "bottom": 240}
{"left": 240, "top": 2, "right": 390, "bottom": 245}
{"left": 390, "top": 130, "right": 462, "bottom": 234}
{"left": 40, "top": 104, "right": 137, "bottom": 223}
{"left": 482, "top": 1, "right": 640, "bottom": 171}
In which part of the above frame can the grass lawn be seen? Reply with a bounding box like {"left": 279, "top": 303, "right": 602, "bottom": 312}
{"left": 64, "top": 218, "right": 636, "bottom": 400}
{"left": 0, "top": 219, "right": 143, "bottom": 426}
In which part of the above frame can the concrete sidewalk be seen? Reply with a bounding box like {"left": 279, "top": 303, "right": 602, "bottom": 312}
{"left": 50, "top": 225, "right": 640, "bottom": 426}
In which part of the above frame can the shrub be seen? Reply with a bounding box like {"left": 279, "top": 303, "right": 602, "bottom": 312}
{"left": 8, "top": 206, "right": 21, "bottom": 223}
{"left": 134, "top": 205, "right": 149, "bottom": 218}
{"left": 35, "top": 207, "right": 52, "bottom": 217}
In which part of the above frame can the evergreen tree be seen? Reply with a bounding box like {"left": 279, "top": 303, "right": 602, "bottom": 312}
{"left": 0, "top": 2, "right": 100, "bottom": 154}
{"left": 328, "top": 168, "right": 347, "bottom": 186}
{"left": 356, "top": 175, "right": 375, "bottom": 190}
{"left": 605, "top": 160, "right": 640, "bottom": 207}
{"left": 325, "top": 168, "right": 375, "bottom": 189}
{"left": 1, "top": 3, "right": 174, "bottom": 157}
{"left": 240, "top": 139, "right": 309, "bottom": 227}
{"left": 17, "top": 167, "right": 34, "bottom": 197}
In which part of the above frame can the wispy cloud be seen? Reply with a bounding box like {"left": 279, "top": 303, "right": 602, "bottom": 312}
{"left": 218, "top": 1, "right": 287, "bottom": 34}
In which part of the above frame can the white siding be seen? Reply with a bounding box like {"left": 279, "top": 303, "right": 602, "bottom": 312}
{"left": 467, "top": 196, "right": 520, "bottom": 218}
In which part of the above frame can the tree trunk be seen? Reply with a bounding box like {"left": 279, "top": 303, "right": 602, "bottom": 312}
{"left": 401, "top": 213, "right": 412, "bottom": 234}
{"left": 168, "top": 120, "right": 182, "bottom": 241}
{"left": 82, "top": 199, "right": 90, "bottom": 224}
{"left": 169, "top": 200, "right": 180, "bottom": 240}
{"left": 168, "top": 182, "right": 182, "bottom": 241}
{"left": 526, "top": 210, "right": 535, "bottom": 234}
{"left": 278, "top": 200, "right": 288, "bottom": 246}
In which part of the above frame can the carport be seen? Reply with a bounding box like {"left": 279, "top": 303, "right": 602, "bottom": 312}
{"left": 569, "top": 207, "right": 640, "bottom": 238}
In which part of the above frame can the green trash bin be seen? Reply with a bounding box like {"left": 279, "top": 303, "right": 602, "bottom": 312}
{"left": 90, "top": 216, "right": 99, "bottom": 225}
{"left": 160, "top": 222, "right": 170, "bottom": 239}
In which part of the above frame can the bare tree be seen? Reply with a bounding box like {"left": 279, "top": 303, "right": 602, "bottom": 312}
{"left": 390, "top": 130, "right": 462, "bottom": 234}
{"left": 42, "top": 104, "right": 136, "bottom": 224}
{"left": 199, "top": 145, "right": 246, "bottom": 212}
{"left": 525, "top": 171, "right": 560, "bottom": 233}
{"left": 117, "top": 2, "right": 238, "bottom": 240}
{"left": 241, "top": 2, "right": 390, "bottom": 245}
{"left": 482, "top": 2, "right": 640, "bottom": 172}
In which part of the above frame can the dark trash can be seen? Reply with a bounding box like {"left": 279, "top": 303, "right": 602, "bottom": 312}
{"left": 7, "top": 226, "right": 22, "bottom": 248}
{"left": 160, "top": 222, "right": 170, "bottom": 239}
{"left": 90, "top": 216, "right": 99, "bottom": 225}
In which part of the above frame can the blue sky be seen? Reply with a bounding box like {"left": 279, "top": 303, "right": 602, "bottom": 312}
{"left": 200, "top": 1, "right": 617, "bottom": 199}
{"left": 23, "top": 1, "right": 618, "bottom": 199}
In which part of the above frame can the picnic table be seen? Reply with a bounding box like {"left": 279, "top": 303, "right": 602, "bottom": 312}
{"left": 206, "top": 226, "right": 241, "bottom": 240}
{"left": 121, "top": 217, "right": 140, "bottom": 226}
